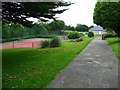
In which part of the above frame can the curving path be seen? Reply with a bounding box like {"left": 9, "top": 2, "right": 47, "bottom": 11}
{"left": 47, "top": 37, "right": 118, "bottom": 88}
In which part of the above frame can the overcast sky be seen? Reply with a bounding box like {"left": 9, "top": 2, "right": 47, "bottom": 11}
{"left": 28, "top": 0, "right": 98, "bottom": 27}
{"left": 56, "top": 0, "right": 98, "bottom": 27}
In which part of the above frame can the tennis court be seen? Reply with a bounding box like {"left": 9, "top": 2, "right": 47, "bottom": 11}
{"left": 0, "top": 38, "right": 42, "bottom": 49}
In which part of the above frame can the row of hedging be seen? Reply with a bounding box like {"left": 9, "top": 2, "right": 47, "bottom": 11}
{"left": 2, "top": 35, "right": 54, "bottom": 43}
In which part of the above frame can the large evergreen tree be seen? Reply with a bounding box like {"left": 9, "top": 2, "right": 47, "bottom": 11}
{"left": 2, "top": 2, "right": 72, "bottom": 27}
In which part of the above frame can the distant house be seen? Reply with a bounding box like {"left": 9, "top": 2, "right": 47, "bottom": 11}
{"left": 89, "top": 25, "right": 105, "bottom": 35}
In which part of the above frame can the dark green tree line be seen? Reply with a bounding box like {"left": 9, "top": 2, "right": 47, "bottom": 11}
{"left": 64, "top": 25, "right": 75, "bottom": 31}
{"left": 49, "top": 20, "right": 65, "bottom": 35}
{"left": 2, "top": 20, "right": 68, "bottom": 41}
{"left": 75, "top": 24, "right": 89, "bottom": 32}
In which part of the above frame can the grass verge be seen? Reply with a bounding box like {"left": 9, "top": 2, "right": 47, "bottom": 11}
{"left": 2, "top": 36, "right": 95, "bottom": 88}
{"left": 106, "top": 37, "right": 120, "bottom": 61}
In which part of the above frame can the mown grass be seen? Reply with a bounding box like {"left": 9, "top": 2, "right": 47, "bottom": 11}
{"left": 106, "top": 37, "right": 120, "bottom": 61}
{"left": 2, "top": 36, "right": 95, "bottom": 89}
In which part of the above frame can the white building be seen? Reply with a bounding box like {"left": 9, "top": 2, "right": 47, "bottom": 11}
{"left": 89, "top": 25, "right": 105, "bottom": 35}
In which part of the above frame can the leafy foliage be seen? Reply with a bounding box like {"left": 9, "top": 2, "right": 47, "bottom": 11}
{"left": 2, "top": 38, "right": 20, "bottom": 43}
{"left": 31, "top": 23, "right": 48, "bottom": 36}
{"left": 88, "top": 32, "right": 94, "bottom": 37}
{"left": 50, "top": 36, "right": 61, "bottom": 47}
{"left": 89, "top": 25, "right": 94, "bottom": 29}
{"left": 2, "top": 2, "right": 72, "bottom": 27}
{"left": 2, "top": 23, "right": 50, "bottom": 42}
{"left": 75, "top": 24, "right": 89, "bottom": 32}
{"left": 2, "top": 24, "right": 12, "bottom": 39}
{"left": 68, "top": 31, "right": 80, "bottom": 39}
{"left": 2, "top": 20, "right": 75, "bottom": 43}
{"left": 2, "top": 23, "right": 27, "bottom": 39}
{"left": 64, "top": 25, "right": 75, "bottom": 31}
{"left": 103, "top": 33, "right": 117, "bottom": 39}
{"left": 41, "top": 40, "right": 50, "bottom": 48}
{"left": 49, "top": 20, "right": 65, "bottom": 35}
{"left": 94, "top": 2, "right": 120, "bottom": 35}
{"left": 41, "top": 36, "right": 61, "bottom": 48}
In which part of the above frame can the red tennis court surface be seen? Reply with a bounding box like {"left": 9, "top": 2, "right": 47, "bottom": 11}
{"left": 0, "top": 39, "right": 41, "bottom": 49}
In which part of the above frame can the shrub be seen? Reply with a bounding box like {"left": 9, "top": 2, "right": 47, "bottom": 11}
{"left": 68, "top": 31, "right": 80, "bottom": 39}
{"left": 88, "top": 32, "right": 94, "bottom": 37}
{"left": 50, "top": 36, "right": 61, "bottom": 47}
{"left": 103, "top": 33, "right": 117, "bottom": 39}
{"left": 41, "top": 40, "right": 50, "bottom": 48}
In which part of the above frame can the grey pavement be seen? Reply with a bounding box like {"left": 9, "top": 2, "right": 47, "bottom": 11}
{"left": 47, "top": 37, "right": 118, "bottom": 88}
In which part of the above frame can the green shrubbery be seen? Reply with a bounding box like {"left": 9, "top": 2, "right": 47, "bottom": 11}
{"left": 2, "top": 22, "right": 64, "bottom": 43}
{"left": 2, "top": 38, "right": 20, "bottom": 43}
{"left": 41, "top": 36, "right": 61, "bottom": 48}
{"left": 41, "top": 40, "right": 50, "bottom": 48}
{"left": 68, "top": 31, "right": 80, "bottom": 39}
{"left": 2, "top": 35, "right": 54, "bottom": 43}
{"left": 88, "top": 32, "right": 94, "bottom": 37}
{"left": 50, "top": 36, "right": 61, "bottom": 47}
{"left": 68, "top": 31, "right": 84, "bottom": 42}
{"left": 34, "top": 35, "right": 54, "bottom": 38}
{"left": 102, "top": 33, "right": 117, "bottom": 39}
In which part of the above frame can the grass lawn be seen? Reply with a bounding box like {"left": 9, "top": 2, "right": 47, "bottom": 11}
{"left": 2, "top": 36, "right": 95, "bottom": 89}
{"left": 106, "top": 37, "right": 120, "bottom": 61}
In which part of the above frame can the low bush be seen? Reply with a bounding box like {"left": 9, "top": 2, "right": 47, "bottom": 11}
{"left": 103, "top": 33, "right": 117, "bottom": 39}
{"left": 68, "top": 31, "right": 80, "bottom": 39}
{"left": 41, "top": 40, "right": 50, "bottom": 48}
{"left": 88, "top": 32, "right": 94, "bottom": 37}
{"left": 50, "top": 36, "right": 61, "bottom": 48}
{"left": 40, "top": 36, "right": 61, "bottom": 48}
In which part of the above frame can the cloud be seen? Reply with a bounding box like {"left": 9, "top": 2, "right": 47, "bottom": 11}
{"left": 56, "top": 0, "right": 97, "bottom": 27}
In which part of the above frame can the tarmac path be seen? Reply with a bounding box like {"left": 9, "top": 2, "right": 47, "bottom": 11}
{"left": 47, "top": 37, "right": 118, "bottom": 88}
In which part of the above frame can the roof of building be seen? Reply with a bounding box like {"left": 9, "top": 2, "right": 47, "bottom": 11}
{"left": 89, "top": 25, "right": 104, "bottom": 31}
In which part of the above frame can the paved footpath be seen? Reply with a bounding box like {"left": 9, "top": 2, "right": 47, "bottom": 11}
{"left": 47, "top": 37, "right": 118, "bottom": 88}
